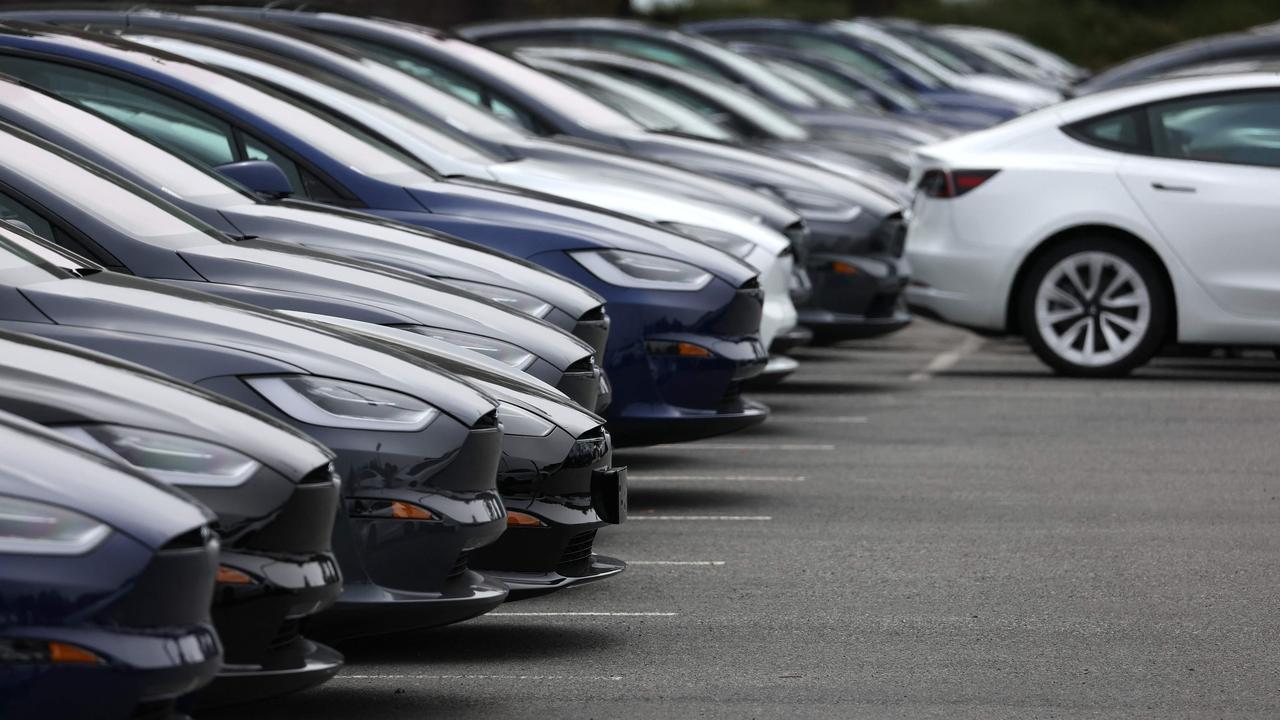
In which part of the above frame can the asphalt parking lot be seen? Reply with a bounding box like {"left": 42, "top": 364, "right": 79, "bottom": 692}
{"left": 216, "top": 319, "right": 1280, "bottom": 719}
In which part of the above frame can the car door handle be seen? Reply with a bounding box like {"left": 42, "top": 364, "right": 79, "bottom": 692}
{"left": 1151, "top": 182, "right": 1196, "bottom": 193}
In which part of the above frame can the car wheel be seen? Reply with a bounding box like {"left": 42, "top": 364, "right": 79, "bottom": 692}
{"left": 1019, "top": 239, "right": 1169, "bottom": 377}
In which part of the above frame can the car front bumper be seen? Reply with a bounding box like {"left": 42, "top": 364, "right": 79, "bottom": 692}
{"left": 800, "top": 252, "right": 912, "bottom": 341}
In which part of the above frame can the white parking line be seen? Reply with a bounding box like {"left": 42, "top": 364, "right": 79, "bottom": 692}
{"left": 629, "top": 475, "right": 807, "bottom": 482}
{"left": 335, "top": 674, "right": 625, "bottom": 681}
{"left": 639, "top": 443, "right": 835, "bottom": 451}
{"left": 909, "top": 335, "right": 984, "bottom": 382}
{"left": 629, "top": 560, "right": 726, "bottom": 566}
{"left": 488, "top": 612, "right": 677, "bottom": 617}
{"left": 772, "top": 415, "right": 869, "bottom": 423}
{"left": 629, "top": 515, "right": 772, "bottom": 521}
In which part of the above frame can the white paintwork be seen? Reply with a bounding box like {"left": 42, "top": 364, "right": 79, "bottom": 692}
{"left": 906, "top": 73, "right": 1280, "bottom": 349}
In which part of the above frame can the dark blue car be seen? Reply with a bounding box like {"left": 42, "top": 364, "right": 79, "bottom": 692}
{"left": 0, "top": 411, "right": 221, "bottom": 720}
{"left": 0, "top": 24, "right": 768, "bottom": 445}
{"left": 683, "top": 19, "right": 1022, "bottom": 120}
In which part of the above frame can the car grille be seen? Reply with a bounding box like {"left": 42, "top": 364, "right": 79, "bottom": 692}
{"left": 572, "top": 305, "right": 610, "bottom": 365}
{"left": 557, "top": 530, "right": 597, "bottom": 571}
{"left": 236, "top": 464, "right": 339, "bottom": 555}
{"left": 446, "top": 550, "right": 472, "bottom": 582}
{"left": 105, "top": 527, "right": 218, "bottom": 628}
{"left": 874, "top": 213, "right": 907, "bottom": 258}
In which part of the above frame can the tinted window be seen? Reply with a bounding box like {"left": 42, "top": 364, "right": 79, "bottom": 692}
{"left": 0, "top": 191, "right": 55, "bottom": 241}
{"left": 1066, "top": 110, "right": 1147, "bottom": 153}
{"left": 1147, "top": 91, "right": 1280, "bottom": 168}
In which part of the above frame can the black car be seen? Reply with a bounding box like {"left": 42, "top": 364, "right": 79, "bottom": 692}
{"left": 0, "top": 411, "right": 221, "bottom": 720}
{"left": 0, "top": 225, "right": 509, "bottom": 639}
{"left": 0, "top": 116, "right": 604, "bottom": 410}
{"left": 0, "top": 330, "right": 343, "bottom": 706}
{"left": 190, "top": 8, "right": 911, "bottom": 343}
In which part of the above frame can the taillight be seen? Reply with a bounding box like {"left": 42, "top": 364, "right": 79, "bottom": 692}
{"left": 918, "top": 169, "right": 999, "bottom": 198}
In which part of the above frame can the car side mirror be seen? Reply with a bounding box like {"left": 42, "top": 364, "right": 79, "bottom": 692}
{"left": 214, "top": 160, "right": 295, "bottom": 199}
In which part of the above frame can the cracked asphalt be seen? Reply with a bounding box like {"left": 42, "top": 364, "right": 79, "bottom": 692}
{"left": 212, "top": 319, "right": 1280, "bottom": 719}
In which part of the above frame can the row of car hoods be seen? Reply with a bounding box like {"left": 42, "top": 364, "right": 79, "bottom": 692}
{"left": 0, "top": 10, "right": 1077, "bottom": 719}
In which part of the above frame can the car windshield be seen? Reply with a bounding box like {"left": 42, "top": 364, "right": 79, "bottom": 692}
{"left": 761, "top": 59, "right": 857, "bottom": 109}
{"left": 678, "top": 34, "right": 820, "bottom": 108}
{"left": 830, "top": 25, "right": 953, "bottom": 89}
{"left": 0, "top": 79, "right": 252, "bottom": 211}
{"left": 782, "top": 54, "right": 924, "bottom": 112}
{"left": 0, "top": 53, "right": 433, "bottom": 188}
{"left": 0, "top": 125, "right": 230, "bottom": 250}
{"left": 328, "top": 31, "right": 646, "bottom": 135}
{"left": 547, "top": 62, "right": 739, "bottom": 140}
{"left": 0, "top": 225, "right": 76, "bottom": 282}
{"left": 604, "top": 63, "right": 810, "bottom": 141}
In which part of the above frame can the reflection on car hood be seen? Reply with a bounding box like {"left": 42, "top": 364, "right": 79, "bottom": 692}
{"left": 17, "top": 272, "right": 497, "bottom": 425}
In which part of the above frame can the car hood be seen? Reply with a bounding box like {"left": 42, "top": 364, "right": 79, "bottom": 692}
{"left": 490, "top": 158, "right": 790, "bottom": 255}
{"left": 0, "top": 412, "right": 212, "bottom": 549}
{"left": 16, "top": 272, "right": 497, "bottom": 426}
{"left": 406, "top": 177, "right": 758, "bottom": 285}
{"left": 626, "top": 132, "right": 903, "bottom": 220}
{"left": 295, "top": 314, "right": 604, "bottom": 438}
{"left": 793, "top": 107, "right": 952, "bottom": 144}
{"left": 178, "top": 240, "right": 594, "bottom": 370}
{"left": 224, "top": 200, "right": 604, "bottom": 316}
{"left": 953, "top": 74, "right": 1062, "bottom": 110}
{"left": 0, "top": 330, "right": 332, "bottom": 481}
{"left": 513, "top": 137, "right": 802, "bottom": 231}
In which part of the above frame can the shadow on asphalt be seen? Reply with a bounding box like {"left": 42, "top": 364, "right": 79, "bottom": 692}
{"left": 754, "top": 379, "right": 905, "bottom": 395}
{"left": 334, "top": 624, "right": 621, "bottom": 664}
{"left": 625, "top": 486, "right": 775, "bottom": 512}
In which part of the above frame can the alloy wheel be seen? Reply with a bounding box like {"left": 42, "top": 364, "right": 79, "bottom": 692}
{"left": 1034, "top": 250, "right": 1151, "bottom": 367}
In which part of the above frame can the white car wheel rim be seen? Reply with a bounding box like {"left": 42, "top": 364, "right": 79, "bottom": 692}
{"left": 1035, "top": 251, "right": 1151, "bottom": 367}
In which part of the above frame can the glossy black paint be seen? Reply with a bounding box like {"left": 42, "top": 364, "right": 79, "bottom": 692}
{"left": 0, "top": 226, "right": 511, "bottom": 638}
{"left": 0, "top": 114, "right": 601, "bottom": 407}
{"left": 0, "top": 412, "right": 220, "bottom": 720}
{"left": 0, "top": 330, "right": 344, "bottom": 705}
{"left": 0, "top": 18, "right": 771, "bottom": 441}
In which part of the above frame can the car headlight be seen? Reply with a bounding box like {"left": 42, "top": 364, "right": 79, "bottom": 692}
{"left": 396, "top": 326, "right": 536, "bottom": 370}
{"left": 496, "top": 402, "right": 555, "bottom": 437}
{"left": 58, "top": 426, "right": 261, "bottom": 488}
{"left": 0, "top": 495, "right": 110, "bottom": 556}
{"left": 571, "top": 250, "right": 712, "bottom": 291}
{"left": 437, "top": 279, "right": 553, "bottom": 318}
{"left": 659, "top": 222, "right": 756, "bottom": 259}
{"left": 756, "top": 185, "right": 863, "bottom": 223}
{"left": 245, "top": 376, "right": 439, "bottom": 432}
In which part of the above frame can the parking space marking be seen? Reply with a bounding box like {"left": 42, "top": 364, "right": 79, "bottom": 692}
{"left": 334, "top": 674, "right": 625, "bottom": 681}
{"left": 640, "top": 443, "right": 835, "bottom": 451}
{"left": 629, "top": 515, "right": 773, "bottom": 521}
{"left": 909, "top": 335, "right": 984, "bottom": 382}
{"left": 772, "top": 415, "right": 869, "bottom": 423}
{"left": 488, "top": 612, "right": 677, "bottom": 617}
{"left": 629, "top": 560, "right": 727, "bottom": 566}
{"left": 629, "top": 475, "right": 807, "bottom": 482}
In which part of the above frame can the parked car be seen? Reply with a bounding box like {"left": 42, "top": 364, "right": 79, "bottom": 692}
{"left": 107, "top": 29, "right": 800, "bottom": 379}
{"left": 1075, "top": 29, "right": 1280, "bottom": 95}
{"left": 0, "top": 224, "right": 510, "bottom": 639}
{"left": 684, "top": 19, "right": 1026, "bottom": 119}
{"left": 935, "top": 25, "right": 1088, "bottom": 87}
{"left": 0, "top": 115, "right": 604, "bottom": 409}
{"left": 191, "top": 9, "right": 911, "bottom": 344}
{"left": 0, "top": 24, "right": 768, "bottom": 444}
{"left": 726, "top": 42, "right": 1006, "bottom": 131}
{"left": 0, "top": 411, "right": 220, "bottom": 720}
{"left": 514, "top": 46, "right": 917, "bottom": 182}
{"left": 459, "top": 17, "right": 952, "bottom": 147}
{"left": 906, "top": 73, "right": 1280, "bottom": 375}
{"left": 0, "top": 330, "right": 342, "bottom": 706}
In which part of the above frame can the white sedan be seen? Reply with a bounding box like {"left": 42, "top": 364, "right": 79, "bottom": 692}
{"left": 906, "top": 73, "right": 1280, "bottom": 375}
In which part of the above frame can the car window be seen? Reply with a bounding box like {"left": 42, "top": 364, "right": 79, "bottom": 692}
{"left": 1065, "top": 110, "right": 1147, "bottom": 153}
{"left": 591, "top": 34, "right": 725, "bottom": 78}
{"left": 0, "top": 190, "right": 55, "bottom": 241}
{"left": 1147, "top": 91, "right": 1280, "bottom": 168}
{"left": 0, "top": 229, "right": 75, "bottom": 280}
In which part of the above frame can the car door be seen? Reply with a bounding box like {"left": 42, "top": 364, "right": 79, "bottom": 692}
{"left": 1118, "top": 89, "right": 1280, "bottom": 320}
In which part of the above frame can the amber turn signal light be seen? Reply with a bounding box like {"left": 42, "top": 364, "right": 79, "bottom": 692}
{"left": 645, "top": 340, "right": 713, "bottom": 358}
{"left": 507, "top": 511, "right": 546, "bottom": 528}
{"left": 48, "top": 641, "right": 103, "bottom": 665}
{"left": 216, "top": 565, "right": 255, "bottom": 585}
{"left": 831, "top": 261, "right": 859, "bottom": 275}
{"left": 391, "top": 501, "right": 434, "bottom": 520}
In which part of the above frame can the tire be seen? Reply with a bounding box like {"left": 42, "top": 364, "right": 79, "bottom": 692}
{"left": 1018, "top": 238, "right": 1170, "bottom": 377}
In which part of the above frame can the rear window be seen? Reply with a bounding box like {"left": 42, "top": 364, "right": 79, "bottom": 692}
{"left": 1064, "top": 110, "right": 1148, "bottom": 153}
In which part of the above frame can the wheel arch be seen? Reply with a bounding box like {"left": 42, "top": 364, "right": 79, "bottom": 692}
{"left": 1004, "top": 224, "right": 1177, "bottom": 341}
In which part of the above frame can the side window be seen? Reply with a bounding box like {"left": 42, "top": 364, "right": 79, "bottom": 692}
{"left": 241, "top": 133, "right": 346, "bottom": 204}
{"left": 591, "top": 35, "right": 723, "bottom": 78}
{"left": 0, "top": 187, "right": 119, "bottom": 268}
{"left": 1064, "top": 110, "right": 1147, "bottom": 154}
{"left": 0, "top": 56, "right": 239, "bottom": 167}
{"left": 1147, "top": 91, "right": 1280, "bottom": 168}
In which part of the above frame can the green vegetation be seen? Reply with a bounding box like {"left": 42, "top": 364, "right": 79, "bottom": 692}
{"left": 660, "top": 0, "right": 1280, "bottom": 69}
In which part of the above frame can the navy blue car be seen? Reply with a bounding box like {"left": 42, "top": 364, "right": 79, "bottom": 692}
{"left": 0, "top": 23, "right": 768, "bottom": 445}
{"left": 0, "top": 412, "right": 221, "bottom": 720}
